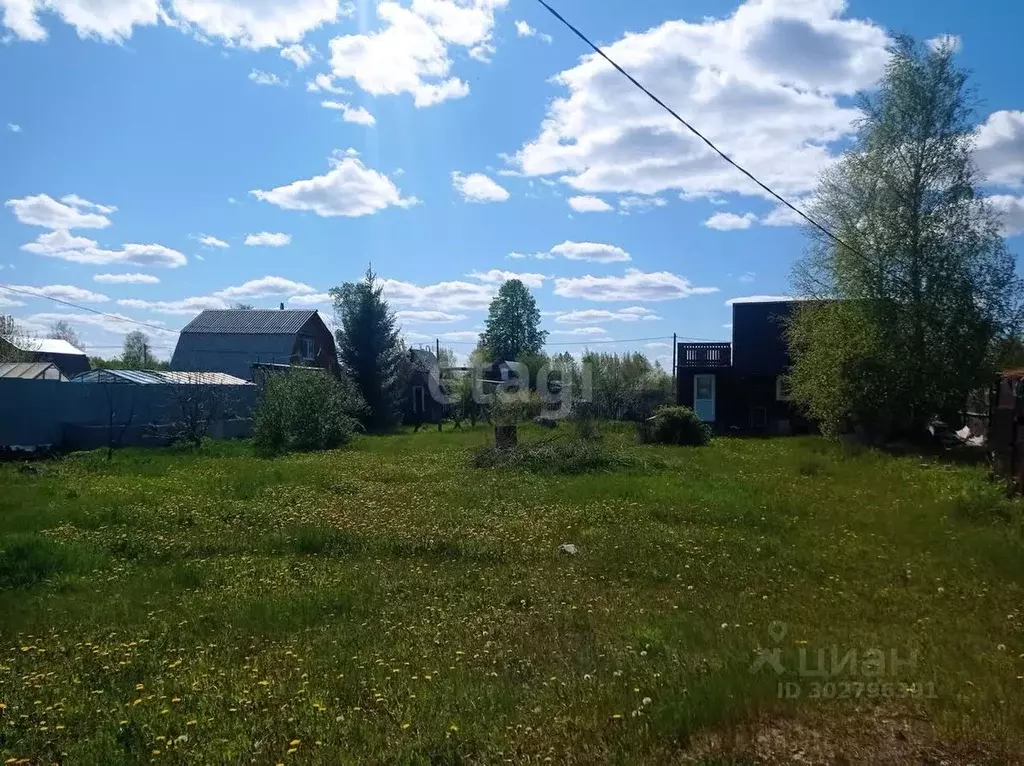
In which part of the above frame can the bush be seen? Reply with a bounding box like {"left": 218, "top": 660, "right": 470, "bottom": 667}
{"left": 253, "top": 370, "right": 365, "bottom": 456}
{"left": 472, "top": 436, "right": 643, "bottom": 475}
{"left": 491, "top": 391, "right": 545, "bottom": 425}
{"left": 640, "top": 405, "right": 713, "bottom": 446}
{"left": 569, "top": 400, "right": 602, "bottom": 441}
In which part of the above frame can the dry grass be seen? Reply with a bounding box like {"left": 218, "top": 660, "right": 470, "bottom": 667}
{"left": 0, "top": 425, "right": 1022, "bottom": 763}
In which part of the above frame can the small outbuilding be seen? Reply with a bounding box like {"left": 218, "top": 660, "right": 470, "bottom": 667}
{"left": 406, "top": 348, "right": 446, "bottom": 424}
{"left": 70, "top": 369, "right": 253, "bottom": 386}
{"left": 0, "top": 337, "right": 89, "bottom": 378}
{"left": 0, "top": 361, "right": 67, "bottom": 381}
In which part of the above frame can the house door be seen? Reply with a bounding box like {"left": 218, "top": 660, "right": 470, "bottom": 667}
{"left": 413, "top": 386, "right": 425, "bottom": 414}
{"left": 694, "top": 374, "right": 716, "bottom": 422}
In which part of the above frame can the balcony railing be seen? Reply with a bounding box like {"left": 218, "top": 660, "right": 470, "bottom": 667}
{"left": 677, "top": 342, "right": 731, "bottom": 368}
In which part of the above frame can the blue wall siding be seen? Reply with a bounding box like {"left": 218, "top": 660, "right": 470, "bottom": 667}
{"left": 731, "top": 301, "right": 797, "bottom": 375}
{"left": 0, "top": 380, "right": 257, "bottom": 449}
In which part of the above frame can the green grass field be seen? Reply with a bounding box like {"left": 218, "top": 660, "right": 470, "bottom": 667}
{"left": 1, "top": 426, "right": 1023, "bottom": 763}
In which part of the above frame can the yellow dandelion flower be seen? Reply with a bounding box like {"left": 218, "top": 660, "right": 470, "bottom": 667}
{"left": 287, "top": 749, "right": 297, "bottom": 755}
{"left": 151, "top": 750, "right": 161, "bottom": 755}
{"left": 402, "top": 723, "right": 411, "bottom": 729}
{"left": 289, "top": 739, "right": 301, "bottom": 747}
{"left": 449, "top": 724, "right": 459, "bottom": 732}
{"left": 136, "top": 684, "right": 144, "bottom": 690}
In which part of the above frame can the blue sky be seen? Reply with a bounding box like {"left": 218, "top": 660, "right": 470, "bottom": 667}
{"left": 1, "top": 0, "right": 1023, "bottom": 362}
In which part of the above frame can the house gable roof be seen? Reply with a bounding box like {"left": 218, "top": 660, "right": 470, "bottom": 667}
{"left": 7, "top": 337, "right": 86, "bottom": 356}
{"left": 180, "top": 309, "right": 319, "bottom": 335}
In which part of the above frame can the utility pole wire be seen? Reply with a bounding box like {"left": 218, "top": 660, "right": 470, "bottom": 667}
{"left": 532, "top": 0, "right": 898, "bottom": 287}
{"left": 0, "top": 284, "right": 181, "bottom": 336}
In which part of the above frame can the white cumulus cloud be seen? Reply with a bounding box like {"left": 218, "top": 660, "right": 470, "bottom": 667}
{"left": 705, "top": 211, "right": 757, "bottom": 230}
{"left": 321, "top": 100, "right": 376, "bottom": 126}
{"left": 975, "top": 111, "right": 1024, "bottom": 188}
{"left": 93, "top": 273, "right": 161, "bottom": 284}
{"left": 549, "top": 241, "right": 630, "bottom": 263}
{"left": 324, "top": 0, "right": 506, "bottom": 108}
{"left": 451, "top": 171, "right": 509, "bottom": 203}
{"left": 169, "top": 0, "right": 343, "bottom": 48}
{"left": 568, "top": 195, "right": 612, "bottom": 213}
{"left": 382, "top": 277, "right": 495, "bottom": 310}
{"left": 251, "top": 153, "right": 417, "bottom": 217}
{"left": 554, "top": 269, "right": 718, "bottom": 302}
{"left": 281, "top": 42, "right": 316, "bottom": 68}
{"left": 244, "top": 231, "right": 292, "bottom": 247}
{"left": 288, "top": 292, "right": 333, "bottom": 306}
{"left": 0, "top": 0, "right": 344, "bottom": 47}
{"left": 466, "top": 269, "right": 544, "bottom": 287}
{"left": 7, "top": 283, "right": 108, "bottom": 303}
{"left": 249, "top": 69, "right": 287, "bottom": 86}
{"left": 395, "top": 310, "right": 467, "bottom": 323}
{"left": 510, "top": 0, "right": 888, "bottom": 201}
{"left": 196, "top": 234, "right": 229, "bottom": 248}
{"left": 6, "top": 193, "right": 113, "bottom": 229}
{"left": 551, "top": 326, "right": 609, "bottom": 337}
{"left": 21, "top": 232, "right": 187, "bottom": 268}
{"left": 990, "top": 195, "right": 1024, "bottom": 237}
{"left": 554, "top": 307, "right": 659, "bottom": 324}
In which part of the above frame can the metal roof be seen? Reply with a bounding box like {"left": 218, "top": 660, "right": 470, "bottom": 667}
{"left": 70, "top": 369, "right": 253, "bottom": 385}
{"left": 180, "top": 309, "right": 318, "bottom": 335}
{"left": 7, "top": 337, "right": 87, "bottom": 355}
{"left": 0, "top": 362, "right": 67, "bottom": 380}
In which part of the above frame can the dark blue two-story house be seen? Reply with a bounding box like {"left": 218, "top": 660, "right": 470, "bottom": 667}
{"left": 677, "top": 299, "right": 812, "bottom": 433}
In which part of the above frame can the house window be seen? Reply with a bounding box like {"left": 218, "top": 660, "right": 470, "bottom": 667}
{"left": 413, "top": 386, "right": 425, "bottom": 414}
{"left": 300, "top": 337, "right": 315, "bottom": 361}
{"left": 776, "top": 374, "right": 792, "bottom": 402}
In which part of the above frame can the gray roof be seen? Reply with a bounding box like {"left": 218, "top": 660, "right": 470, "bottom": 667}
{"left": 410, "top": 348, "right": 439, "bottom": 367}
{"left": 70, "top": 369, "right": 253, "bottom": 385}
{"left": 0, "top": 362, "right": 67, "bottom": 380}
{"left": 180, "top": 309, "right": 319, "bottom": 335}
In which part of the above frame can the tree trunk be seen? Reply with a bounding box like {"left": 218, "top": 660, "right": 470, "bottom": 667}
{"left": 495, "top": 424, "right": 517, "bottom": 450}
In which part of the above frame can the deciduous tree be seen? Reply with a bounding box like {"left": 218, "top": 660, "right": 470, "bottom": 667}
{"left": 122, "top": 330, "right": 153, "bottom": 369}
{"left": 789, "top": 35, "right": 1023, "bottom": 437}
{"left": 48, "top": 320, "right": 84, "bottom": 351}
{"left": 480, "top": 280, "right": 547, "bottom": 362}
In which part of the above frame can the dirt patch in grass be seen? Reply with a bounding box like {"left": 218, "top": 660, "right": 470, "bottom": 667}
{"left": 685, "top": 705, "right": 1013, "bottom": 764}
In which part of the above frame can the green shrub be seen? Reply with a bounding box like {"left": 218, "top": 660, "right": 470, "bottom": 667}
{"left": 951, "top": 482, "right": 1016, "bottom": 523}
{"left": 491, "top": 391, "right": 545, "bottom": 425}
{"left": 569, "top": 400, "right": 602, "bottom": 440}
{"left": 640, "top": 405, "right": 712, "bottom": 446}
{"left": 253, "top": 370, "right": 365, "bottom": 456}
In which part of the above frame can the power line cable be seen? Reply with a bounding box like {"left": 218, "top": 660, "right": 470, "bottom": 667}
{"left": 532, "top": 0, "right": 898, "bottom": 287}
{"left": 0, "top": 284, "right": 181, "bottom": 336}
